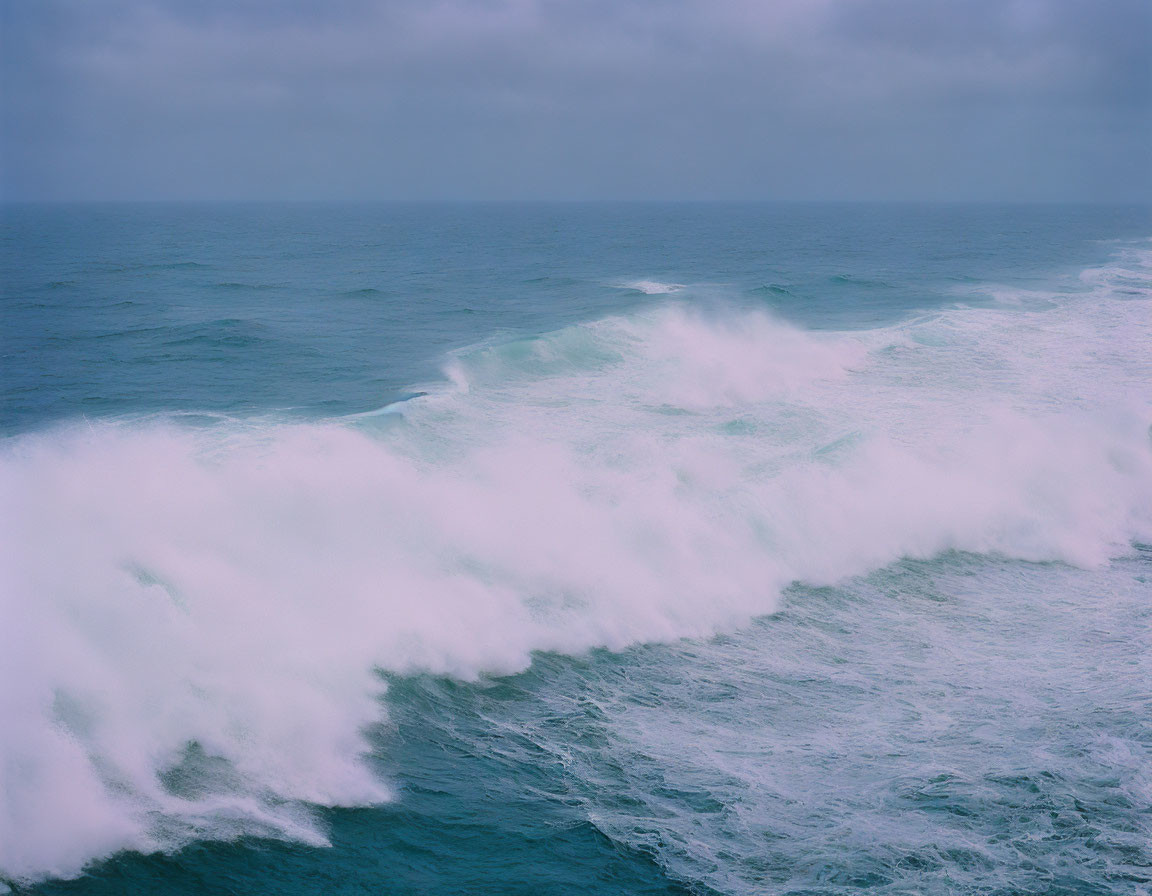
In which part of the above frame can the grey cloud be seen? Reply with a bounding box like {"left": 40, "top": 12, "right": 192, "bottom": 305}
{"left": 2, "top": 0, "right": 1149, "bottom": 200}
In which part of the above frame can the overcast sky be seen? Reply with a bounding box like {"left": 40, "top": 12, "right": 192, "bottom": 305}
{"left": 2, "top": 0, "right": 1149, "bottom": 201}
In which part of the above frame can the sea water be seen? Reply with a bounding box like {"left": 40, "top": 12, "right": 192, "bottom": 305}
{"left": 1, "top": 203, "right": 1150, "bottom": 895}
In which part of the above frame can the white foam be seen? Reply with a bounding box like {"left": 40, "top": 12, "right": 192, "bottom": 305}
{"left": 618, "top": 279, "right": 686, "bottom": 294}
{"left": 2, "top": 248, "right": 1151, "bottom": 883}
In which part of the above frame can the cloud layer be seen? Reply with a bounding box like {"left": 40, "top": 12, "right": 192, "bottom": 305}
{"left": 2, "top": 0, "right": 1149, "bottom": 200}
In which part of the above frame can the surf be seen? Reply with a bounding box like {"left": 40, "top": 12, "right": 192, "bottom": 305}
{"left": 2, "top": 246, "right": 1151, "bottom": 885}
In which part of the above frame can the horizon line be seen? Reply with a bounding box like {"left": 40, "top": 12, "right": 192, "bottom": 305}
{"left": 4, "top": 197, "right": 1151, "bottom": 207}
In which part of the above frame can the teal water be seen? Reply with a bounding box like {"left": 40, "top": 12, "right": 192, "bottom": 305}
{"left": 2, "top": 204, "right": 1151, "bottom": 894}
{"left": 5, "top": 202, "right": 1148, "bottom": 433}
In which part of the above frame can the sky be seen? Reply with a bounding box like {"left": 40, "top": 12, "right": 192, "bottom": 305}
{"left": 1, "top": 0, "right": 1149, "bottom": 202}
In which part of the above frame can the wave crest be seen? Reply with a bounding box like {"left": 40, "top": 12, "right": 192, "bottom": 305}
{"left": 3, "top": 249, "right": 1151, "bottom": 883}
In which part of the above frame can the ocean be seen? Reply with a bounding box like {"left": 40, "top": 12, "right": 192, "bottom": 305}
{"left": 2, "top": 202, "right": 1150, "bottom": 895}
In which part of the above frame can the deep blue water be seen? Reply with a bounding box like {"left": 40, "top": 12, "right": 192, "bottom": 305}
{"left": 2, "top": 203, "right": 1151, "bottom": 895}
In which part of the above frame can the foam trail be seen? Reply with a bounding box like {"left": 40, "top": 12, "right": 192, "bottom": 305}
{"left": 618, "top": 279, "right": 686, "bottom": 294}
{"left": 2, "top": 248, "right": 1151, "bottom": 883}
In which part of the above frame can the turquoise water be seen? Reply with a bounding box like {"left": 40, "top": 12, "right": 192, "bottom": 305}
{"left": 2, "top": 203, "right": 1151, "bottom": 894}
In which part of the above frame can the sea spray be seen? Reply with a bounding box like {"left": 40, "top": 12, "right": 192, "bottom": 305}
{"left": 2, "top": 247, "right": 1151, "bottom": 884}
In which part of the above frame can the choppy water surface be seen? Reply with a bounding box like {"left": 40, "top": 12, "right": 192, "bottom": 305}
{"left": 2, "top": 203, "right": 1150, "bottom": 894}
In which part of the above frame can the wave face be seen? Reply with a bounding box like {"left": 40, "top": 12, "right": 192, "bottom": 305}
{"left": 2, "top": 242, "right": 1152, "bottom": 885}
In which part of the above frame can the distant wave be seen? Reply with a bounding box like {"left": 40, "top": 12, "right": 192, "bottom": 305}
{"left": 828, "top": 273, "right": 893, "bottom": 288}
{"left": 617, "top": 279, "right": 686, "bottom": 294}
{"left": 209, "top": 282, "right": 283, "bottom": 292}
{"left": 751, "top": 283, "right": 796, "bottom": 297}
{"left": 159, "top": 318, "right": 276, "bottom": 350}
{"left": 2, "top": 245, "right": 1151, "bottom": 885}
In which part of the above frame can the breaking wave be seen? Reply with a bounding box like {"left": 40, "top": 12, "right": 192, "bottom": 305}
{"left": 2, "top": 247, "right": 1151, "bottom": 884}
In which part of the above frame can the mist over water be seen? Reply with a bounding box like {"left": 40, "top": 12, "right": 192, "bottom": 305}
{"left": 2, "top": 205, "right": 1151, "bottom": 894}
